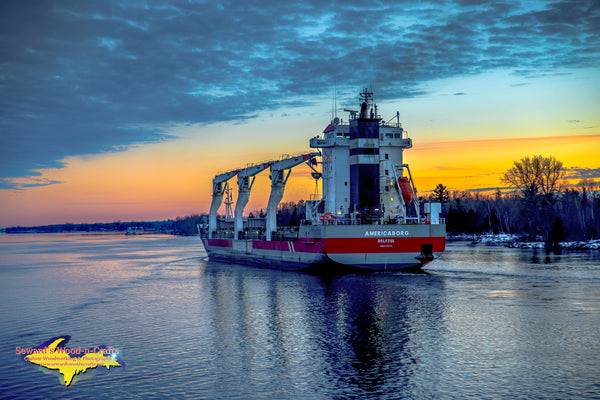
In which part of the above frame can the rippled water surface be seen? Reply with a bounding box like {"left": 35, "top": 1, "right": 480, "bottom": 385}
{"left": 1, "top": 234, "right": 599, "bottom": 399}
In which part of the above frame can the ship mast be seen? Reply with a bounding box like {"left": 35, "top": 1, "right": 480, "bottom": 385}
{"left": 224, "top": 184, "right": 234, "bottom": 220}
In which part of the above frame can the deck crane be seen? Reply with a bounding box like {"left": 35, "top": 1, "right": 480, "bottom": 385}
{"left": 234, "top": 162, "right": 272, "bottom": 239}
{"left": 208, "top": 170, "right": 237, "bottom": 238}
{"left": 266, "top": 152, "right": 320, "bottom": 240}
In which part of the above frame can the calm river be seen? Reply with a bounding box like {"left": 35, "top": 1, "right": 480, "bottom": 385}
{"left": 1, "top": 233, "right": 599, "bottom": 399}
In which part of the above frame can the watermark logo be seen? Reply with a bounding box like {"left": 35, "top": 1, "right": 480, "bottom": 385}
{"left": 18, "top": 336, "right": 124, "bottom": 387}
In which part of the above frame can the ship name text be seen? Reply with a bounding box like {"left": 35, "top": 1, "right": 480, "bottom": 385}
{"left": 364, "top": 230, "right": 410, "bottom": 237}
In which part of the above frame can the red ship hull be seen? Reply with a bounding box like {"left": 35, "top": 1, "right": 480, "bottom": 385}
{"left": 202, "top": 224, "right": 445, "bottom": 271}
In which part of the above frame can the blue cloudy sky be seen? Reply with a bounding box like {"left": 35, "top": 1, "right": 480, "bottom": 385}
{"left": 1, "top": 0, "right": 599, "bottom": 192}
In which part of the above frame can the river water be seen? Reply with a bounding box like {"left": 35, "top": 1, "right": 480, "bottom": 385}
{"left": 1, "top": 233, "right": 599, "bottom": 399}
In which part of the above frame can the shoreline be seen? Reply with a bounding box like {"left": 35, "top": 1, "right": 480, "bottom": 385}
{"left": 448, "top": 233, "right": 600, "bottom": 250}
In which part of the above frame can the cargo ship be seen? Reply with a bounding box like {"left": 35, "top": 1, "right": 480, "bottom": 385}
{"left": 201, "top": 88, "right": 445, "bottom": 271}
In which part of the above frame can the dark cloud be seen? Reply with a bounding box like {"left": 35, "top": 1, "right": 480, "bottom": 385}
{"left": 1, "top": 0, "right": 599, "bottom": 187}
{"left": 468, "top": 165, "right": 600, "bottom": 192}
{"left": 565, "top": 167, "right": 600, "bottom": 180}
{"left": 0, "top": 177, "right": 62, "bottom": 190}
{"left": 465, "top": 186, "right": 507, "bottom": 193}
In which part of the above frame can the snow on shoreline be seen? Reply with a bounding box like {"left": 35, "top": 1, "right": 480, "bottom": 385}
{"left": 447, "top": 233, "right": 600, "bottom": 250}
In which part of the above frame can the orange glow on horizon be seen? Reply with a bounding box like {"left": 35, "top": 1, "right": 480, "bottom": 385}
{"left": 1, "top": 132, "right": 598, "bottom": 227}
{"left": 408, "top": 134, "right": 600, "bottom": 193}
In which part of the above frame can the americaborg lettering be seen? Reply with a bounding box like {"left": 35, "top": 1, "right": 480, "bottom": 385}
{"left": 364, "top": 230, "right": 410, "bottom": 237}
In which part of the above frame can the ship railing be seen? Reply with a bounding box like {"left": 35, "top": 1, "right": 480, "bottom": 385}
{"left": 210, "top": 230, "right": 235, "bottom": 239}
{"left": 211, "top": 227, "right": 303, "bottom": 241}
{"left": 307, "top": 216, "right": 445, "bottom": 225}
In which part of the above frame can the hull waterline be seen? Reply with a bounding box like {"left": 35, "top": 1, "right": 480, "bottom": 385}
{"left": 202, "top": 223, "right": 445, "bottom": 272}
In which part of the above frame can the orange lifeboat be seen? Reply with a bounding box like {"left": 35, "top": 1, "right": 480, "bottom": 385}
{"left": 397, "top": 177, "right": 414, "bottom": 205}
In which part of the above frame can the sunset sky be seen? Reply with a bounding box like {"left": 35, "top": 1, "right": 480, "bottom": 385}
{"left": 1, "top": 0, "right": 599, "bottom": 227}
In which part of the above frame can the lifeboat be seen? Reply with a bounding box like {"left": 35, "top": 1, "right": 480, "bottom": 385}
{"left": 397, "top": 177, "right": 414, "bottom": 205}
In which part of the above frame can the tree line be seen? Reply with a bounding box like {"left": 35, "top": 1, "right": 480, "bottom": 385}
{"left": 5, "top": 216, "right": 206, "bottom": 237}
{"left": 429, "top": 188, "right": 599, "bottom": 243}
{"left": 429, "top": 155, "right": 600, "bottom": 246}
{"left": 7, "top": 155, "right": 597, "bottom": 244}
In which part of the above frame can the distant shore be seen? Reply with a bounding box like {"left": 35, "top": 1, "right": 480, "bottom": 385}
{"left": 448, "top": 233, "right": 600, "bottom": 250}
{"left": 1, "top": 215, "right": 205, "bottom": 236}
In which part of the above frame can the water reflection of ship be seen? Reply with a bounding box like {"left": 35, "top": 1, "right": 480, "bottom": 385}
{"left": 318, "top": 276, "right": 416, "bottom": 395}
{"left": 204, "top": 260, "right": 445, "bottom": 396}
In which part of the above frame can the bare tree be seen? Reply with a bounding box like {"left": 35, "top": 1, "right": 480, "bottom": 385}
{"left": 539, "top": 155, "right": 565, "bottom": 195}
{"left": 501, "top": 155, "right": 565, "bottom": 197}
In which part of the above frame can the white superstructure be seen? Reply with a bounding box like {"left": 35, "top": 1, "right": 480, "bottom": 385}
{"left": 309, "top": 88, "right": 416, "bottom": 222}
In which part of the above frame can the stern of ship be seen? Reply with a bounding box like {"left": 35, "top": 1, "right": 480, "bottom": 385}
{"left": 318, "top": 224, "right": 446, "bottom": 271}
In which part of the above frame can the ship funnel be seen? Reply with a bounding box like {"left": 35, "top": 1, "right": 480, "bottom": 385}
{"left": 359, "top": 102, "right": 368, "bottom": 119}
